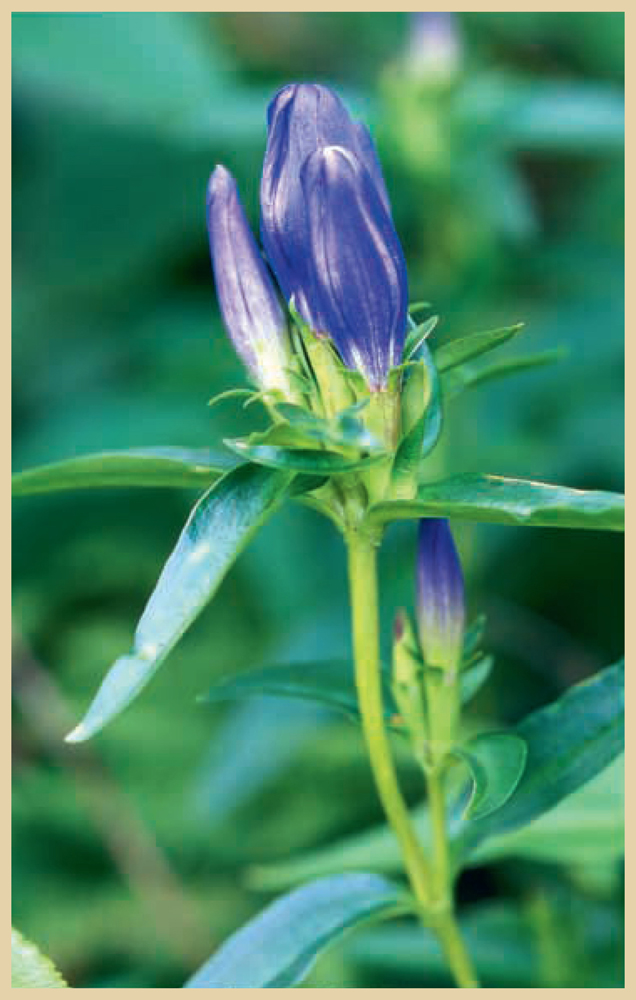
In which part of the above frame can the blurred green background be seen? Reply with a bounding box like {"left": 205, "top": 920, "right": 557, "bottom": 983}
{"left": 12, "top": 12, "right": 624, "bottom": 988}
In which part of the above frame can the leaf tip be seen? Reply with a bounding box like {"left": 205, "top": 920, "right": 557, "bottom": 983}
{"left": 64, "top": 722, "right": 89, "bottom": 744}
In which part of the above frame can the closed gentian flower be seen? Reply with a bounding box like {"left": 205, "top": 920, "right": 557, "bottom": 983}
{"left": 416, "top": 518, "right": 465, "bottom": 673}
{"left": 206, "top": 165, "right": 293, "bottom": 396}
{"left": 301, "top": 145, "right": 408, "bottom": 390}
{"left": 260, "top": 83, "right": 406, "bottom": 390}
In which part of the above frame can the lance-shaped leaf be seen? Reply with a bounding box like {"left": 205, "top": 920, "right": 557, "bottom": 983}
{"left": 369, "top": 473, "right": 624, "bottom": 531}
{"left": 12, "top": 447, "right": 238, "bottom": 496}
{"left": 65, "top": 463, "right": 295, "bottom": 743}
{"left": 184, "top": 873, "right": 406, "bottom": 988}
{"left": 12, "top": 929, "right": 67, "bottom": 988}
{"left": 201, "top": 654, "right": 488, "bottom": 726}
{"left": 433, "top": 324, "right": 524, "bottom": 373}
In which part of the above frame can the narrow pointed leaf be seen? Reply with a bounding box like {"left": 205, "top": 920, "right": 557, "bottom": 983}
{"left": 454, "top": 733, "right": 528, "bottom": 821}
{"left": 66, "top": 464, "right": 295, "bottom": 742}
{"left": 12, "top": 930, "right": 67, "bottom": 988}
{"left": 433, "top": 324, "right": 524, "bottom": 372}
{"left": 184, "top": 873, "right": 405, "bottom": 988}
{"left": 460, "top": 655, "right": 494, "bottom": 705}
{"left": 369, "top": 474, "right": 624, "bottom": 531}
{"left": 200, "top": 658, "right": 390, "bottom": 721}
{"left": 12, "top": 447, "right": 238, "bottom": 496}
{"left": 442, "top": 349, "right": 566, "bottom": 400}
{"left": 403, "top": 314, "right": 439, "bottom": 360}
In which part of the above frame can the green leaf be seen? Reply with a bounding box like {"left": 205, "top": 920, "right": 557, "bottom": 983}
{"left": 434, "top": 324, "right": 524, "bottom": 373}
{"left": 200, "top": 654, "right": 482, "bottom": 725}
{"left": 184, "top": 874, "right": 405, "bottom": 988}
{"left": 224, "top": 438, "right": 384, "bottom": 475}
{"left": 65, "top": 463, "right": 295, "bottom": 742}
{"left": 12, "top": 929, "right": 67, "bottom": 988}
{"left": 274, "top": 402, "right": 381, "bottom": 452}
{"left": 453, "top": 660, "right": 625, "bottom": 862}
{"left": 454, "top": 733, "right": 528, "bottom": 821}
{"left": 392, "top": 345, "right": 443, "bottom": 498}
{"left": 403, "top": 315, "right": 439, "bottom": 360}
{"left": 247, "top": 665, "right": 624, "bottom": 891}
{"left": 460, "top": 656, "right": 494, "bottom": 705}
{"left": 348, "top": 903, "right": 537, "bottom": 986}
{"left": 471, "top": 755, "right": 624, "bottom": 868}
{"left": 12, "top": 447, "right": 237, "bottom": 496}
{"left": 442, "top": 349, "right": 566, "bottom": 400}
{"left": 369, "top": 474, "right": 625, "bottom": 531}
{"left": 200, "top": 658, "right": 394, "bottom": 722}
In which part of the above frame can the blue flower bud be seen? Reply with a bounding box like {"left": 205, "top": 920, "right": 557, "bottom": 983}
{"left": 206, "top": 165, "right": 293, "bottom": 396}
{"left": 405, "top": 13, "right": 462, "bottom": 79}
{"left": 260, "top": 83, "right": 406, "bottom": 389}
{"left": 301, "top": 145, "right": 408, "bottom": 391}
{"left": 416, "top": 518, "right": 465, "bottom": 673}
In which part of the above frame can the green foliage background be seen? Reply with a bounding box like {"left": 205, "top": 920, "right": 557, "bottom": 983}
{"left": 12, "top": 12, "right": 624, "bottom": 988}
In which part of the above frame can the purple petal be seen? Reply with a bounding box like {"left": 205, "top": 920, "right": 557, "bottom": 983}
{"left": 260, "top": 83, "right": 399, "bottom": 351}
{"left": 416, "top": 518, "right": 465, "bottom": 671}
{"left": 206, "top": 165, "right": 292, "bottom": 394}
{"left": 301, "top": 145, "right": 407, "bottom": 390}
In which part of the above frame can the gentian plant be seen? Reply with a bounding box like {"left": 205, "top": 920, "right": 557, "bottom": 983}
{"left": 13, "top": 83, "right": 624, "bottom": 988}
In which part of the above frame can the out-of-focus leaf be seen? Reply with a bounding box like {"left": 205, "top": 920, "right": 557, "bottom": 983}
{"left": 12, "top": 929, "right": 67, "bottom": 988}
{"left": 434, "top": 324, "right": 524, "bottom": 373}
{"left": 201, "top": 654, "right": 488, "bottom": 724}
{"left": 442, "top": 349, "right": 566, "bottom": 399}
{"left": 200, "top": 658, "right": 393, "bottom": 722}
{"left": 12, "top": 447, "right": 237, "bottom": 496}
{"left": 460, "top": 655, "right": 493, "bottom": 704}
{"left": 455, "top": 732, "right": 528, "bottom": 821}
{"left": 370, "top": 474, "right": 625, "bottom": 531}
{"left": 453, "top": 660, "right": 625, "bottom": 861}
{"left": 184, "top": 874, "right": 405, "bottom": 988}
{"left": 348, "top": 903, "right": 537, "bottom": 986}
{"left": 500, "top": 83, "right": 625, "bottom": 153}
{"left": 65, "top": 463, "right": 295, "bottom": 742}
{"left": 11, "top": 12, "right": 262, "bottom": 142}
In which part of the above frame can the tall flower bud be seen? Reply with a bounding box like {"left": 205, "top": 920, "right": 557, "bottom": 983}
{"left": 301, "top": 145, "right": 408, "bottom": 392}
{"left": 206, "top": 165, "right": 293, "bottom": 397}
{"left": 416, "top": 518, "right": 465, "bottom": 674}
{"left": 260, "top": 83, "right": 406, "bottom": 390}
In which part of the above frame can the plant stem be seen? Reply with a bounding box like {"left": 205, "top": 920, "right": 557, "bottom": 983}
{"left": 346, "top": 528, "right": 431, "bottom": 910}
{"left": 427, "top": 767, "right": 480, "bottom": 988}
{"left": 345, "top": 525, "right": 479, "bottom": 988}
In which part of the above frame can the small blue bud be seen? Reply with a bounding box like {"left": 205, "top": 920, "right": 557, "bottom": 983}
{"left": 206, "top": 165, "right": 293, "bottom": 396}
{"left": 301, "top": 145, "right": 408, "bottom": 391}
{"left": 416, "top": 518, "right": 465, "bottom": 672}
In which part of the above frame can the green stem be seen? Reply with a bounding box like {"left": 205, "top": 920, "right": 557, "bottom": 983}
{"left": 346, "top": 528, "right": 431, "bottom": 911}
{"left": 427, "top": 768, "right": 480, "bottom": 988}
{"left": 345, "top": 523, "right": 479, "bottom": 988}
